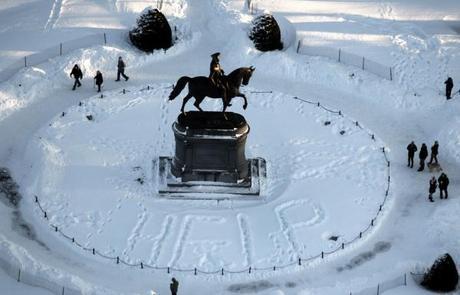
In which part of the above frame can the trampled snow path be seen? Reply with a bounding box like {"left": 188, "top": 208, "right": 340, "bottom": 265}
{"left": 44, "top": 0, "right": 63, "bottom": 31}
{"left": 0, "top": 0, "right": 460, "bottom": 294}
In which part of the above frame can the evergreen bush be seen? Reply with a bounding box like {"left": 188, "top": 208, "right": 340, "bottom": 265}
{"left": 129, "top": 8, "right": 172, "bottom": 52}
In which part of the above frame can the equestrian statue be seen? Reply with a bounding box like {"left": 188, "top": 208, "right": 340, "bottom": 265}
{"left": 168, "top": 52, "right": 255, "bottom": 115}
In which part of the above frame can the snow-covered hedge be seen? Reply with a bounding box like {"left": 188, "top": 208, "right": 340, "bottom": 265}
{"left": 129, "top": 8, "right": 172, "bottom": 52}
{"left": 249, "top": 14, "right": 283, "bottom": 52}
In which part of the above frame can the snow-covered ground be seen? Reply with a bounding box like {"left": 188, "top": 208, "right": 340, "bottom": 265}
{"left": 1, "top": 0, "right": 460, "bottom": 294}
{"left": 23, "top": 84, "right": 388, "bottom": 272}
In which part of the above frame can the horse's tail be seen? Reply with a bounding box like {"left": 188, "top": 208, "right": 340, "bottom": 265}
{"left": 168, "top": 76, "right": 191, "bottom": 100}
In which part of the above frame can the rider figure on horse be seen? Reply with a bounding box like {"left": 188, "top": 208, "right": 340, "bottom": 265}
{"left": 209, "top": 52, "right": 229, "bottom": 106}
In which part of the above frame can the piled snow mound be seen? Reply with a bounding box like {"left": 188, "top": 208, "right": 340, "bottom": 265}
{"left": 439, "top": 116, "right": 460, "bottom": 164}
{"left": 22, "top": 83, "right": 389, "bottom": 272}
{"left": 273, "top": 13, "right": 296, "bottom": 50}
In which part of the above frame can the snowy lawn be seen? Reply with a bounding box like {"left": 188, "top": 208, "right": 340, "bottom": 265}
{"left": 22, "top": 84, "right": 389, "bottom": 272}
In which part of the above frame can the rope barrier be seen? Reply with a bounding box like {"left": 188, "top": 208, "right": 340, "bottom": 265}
{"left": 293, "top": 96, "right": 317, "bottom": 105}
{"left": 250, "top": 90, "right": 273, "bottom": 94}
{"left": 30, "top": 87, "right": 392, "bottom": 276}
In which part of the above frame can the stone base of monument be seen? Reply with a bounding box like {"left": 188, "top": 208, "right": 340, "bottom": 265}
{"left": 156, "top": 157, "right": 266, "bottom": 199}
{"left": 157, "top": 111, "right": 266, "bottom": 199}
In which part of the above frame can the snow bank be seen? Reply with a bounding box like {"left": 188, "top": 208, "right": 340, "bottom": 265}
{"left": 273, "top": 14, "right": 296, "bottom": 50}
{"left": 439, "top": 116, "right": 460, "bottom": 165}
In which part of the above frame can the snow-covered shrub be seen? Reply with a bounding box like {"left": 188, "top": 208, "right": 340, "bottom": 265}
{"left": 249, "top": 14, "right": 283, "bottom": 52}
{"left": 421, "top": 253, "right": 458, "bottom": 292}
{"left": 129, "top": 8, "right": 172, "bottom": 52}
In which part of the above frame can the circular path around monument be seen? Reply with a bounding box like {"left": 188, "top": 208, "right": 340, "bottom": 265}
{"left": 22, "top": 83, "right": 389, "bottom": 272}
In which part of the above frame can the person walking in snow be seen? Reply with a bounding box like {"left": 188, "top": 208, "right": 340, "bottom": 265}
{"left": 94, "top": 70, "right": 103, "bottom": 92}
{"left": 428, "top": 140, "right": 439, "bottom": 165}
{"left": 116, "top": 56, "right": 129, "bottom": 81}
{"left": 407, "top": 141, "right": 417, "bottom": 168}
{"left": 170, "top": 277, "right": 179, "bottom": 295}
{"left": 70, "top": 64, "right": 83, "bottom": 90}
{"left": 418, "top": 143, "right": 428, "bottom": 172}
{"left": 445, "top": 77, "right": 454, "bottom": 100}
{"left": 428, "top": 176, "right": 437, "bottom": 202}
{"left": 438, "top": 173, "right": 449, "bottom": 199}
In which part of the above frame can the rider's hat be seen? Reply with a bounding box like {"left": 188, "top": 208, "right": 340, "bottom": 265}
{"left": 211, "top": 52, "right": 220, "bottom": 58}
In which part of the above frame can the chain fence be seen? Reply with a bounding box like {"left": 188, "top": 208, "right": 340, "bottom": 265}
{"left": 0, "top": 0, "right": 178, "bottom": 84}
{"left": 242, "top": 1, "right": 393, "bottom": 81}
{"left": 296, "top": 39, "right": 394, "bottom": 81}
{"left": 0, "top": 30, "right": 128, "bottom": 83}
{"left": 30, "top": 86, "right": 392, "bottom": 277}
{"left": 0, "top": 254, "right": 81, "bottom": 295}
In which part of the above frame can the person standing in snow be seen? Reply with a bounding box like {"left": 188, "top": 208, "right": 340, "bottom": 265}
{"left": 418, "top": 143, "right": 428, "bottom": 172}
{"left": 438, "top": 173, "right": 449, "bottom": 199}
{"left": 428, "top": 140, "right": 439, "bottom": 165}
{"left": 208, "top": 52, "right": 228, "bottom": 105}
{"left": 445, "top": 77, "right": 454, "bottom": 100}
{"left": 170, "top": 277, "right": 179, "bottom": 295}
{"left": 70, "top": 64, "right": 83, "bottom": 90}
{"left": 116, "top": 56, "right": 129, "bottom": 81}
{"left": 94, "top": 70, "right": 103, "bottom": 92}
{"left": 428, "top": 176, "right": 437, "bottom": 202}
{"left": 407, "top": 141, "right": 417, "bottom": 168}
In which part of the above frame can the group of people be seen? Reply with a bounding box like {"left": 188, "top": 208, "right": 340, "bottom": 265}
{"left": 69, "top": 56, "right": 129, "bottom": 92}
{"left": 407, "top": 141, "right": 450, "bottom": 202}
{"left": 429, "top": 173, "right": 450, "bottom": 202}
{"left": 70, "top": 53, "right": 226, "bottom": 96}
{"left": 406, "top": 140, "right": 438, "bottom": 171}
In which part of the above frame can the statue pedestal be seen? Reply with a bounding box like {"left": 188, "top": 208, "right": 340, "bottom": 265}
{"left": 172, "top": 111, "right": 249, "bottom": 183}
{"left": 157, "top": 111, "right": 266, "bottom": 198}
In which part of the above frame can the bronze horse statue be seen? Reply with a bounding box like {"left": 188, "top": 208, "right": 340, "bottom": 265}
{"left": 168, "top": 66, "right": 255, "bottom": 114}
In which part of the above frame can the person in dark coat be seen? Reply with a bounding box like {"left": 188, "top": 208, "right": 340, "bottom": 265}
{"left": 428, "top": 176, "right": 437, "bottom": 202}
{"left": 418, "top": 143, "right": 428, "bottom": 171}
{"left": 445, "top": 77, "right": 454, "bottom": 99}
{"left": 208, "top": 52, "right": 228, "bottom": 105}
{"left": 170, "top": 277, "right": 179, "bottom": 295}
{"left": 94, "top": 70, "right": 103, "bottom": 92}
{"left": 70, "top": 64, "right": 83, "bottom": 90}
{"left": 407, "top": 141, "right": 417, "bottom": 168}
{"left": 116, "top": 56, "right": 129, "bottom": 81}
{"left": 438, "top": 173, "right": 449, "bottom": 199}
{"left": 428, "top": 141, "right": 439, "bottom": 164}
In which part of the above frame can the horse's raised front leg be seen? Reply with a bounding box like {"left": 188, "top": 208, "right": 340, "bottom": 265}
{"left": 180, "top": 93, "right": 193, "bottom": 115}
{"left": 236, "top": 92, "right": 248, "bottom": 110}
